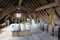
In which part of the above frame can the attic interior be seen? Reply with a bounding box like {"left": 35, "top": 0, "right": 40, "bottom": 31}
{"left": 0, "top": 0, "right": 60, "bottom": 40}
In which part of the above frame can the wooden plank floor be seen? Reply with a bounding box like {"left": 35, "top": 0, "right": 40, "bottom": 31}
{"left": 0, "top": 27, "right": 58, "bottom": 40}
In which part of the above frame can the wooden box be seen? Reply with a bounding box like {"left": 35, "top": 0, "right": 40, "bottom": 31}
{"left": 12, "top": 30, "right": 32, "bottom": 37}
{"left": 18, "top": 30, "right": 32, "bottom": 36}
{"left": 12, "top": 31, "right": 19, "bottom": 37}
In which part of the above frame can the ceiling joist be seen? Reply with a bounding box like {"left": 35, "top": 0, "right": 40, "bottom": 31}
{"left": 36, "top": 2, "right": 58, "bottom": 11}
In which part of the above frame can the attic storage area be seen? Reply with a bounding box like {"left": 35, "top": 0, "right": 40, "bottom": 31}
{"left": 0, "top": 0, "right": 60, "bottom": 40}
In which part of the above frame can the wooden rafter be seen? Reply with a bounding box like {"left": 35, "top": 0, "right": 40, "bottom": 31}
{"left": 37, "top": 11, "right": 46, "bottom": 23}
{"left": 40, "top": 10, "right": 49, "bottom": 23}
{"left": 18, "top": 0, "right": 23, "bottom": 6}
{"left": 55, "top": 0, "right": 60, "bottom": 19}
{"left": 36, "top": 2, "right": 58, "bottom": 11}
{"left": 0, "top": 6, "right": 17, "bottom": 20}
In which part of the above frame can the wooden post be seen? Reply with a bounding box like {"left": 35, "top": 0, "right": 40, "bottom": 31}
{"left": 47, "top": 8, "right": 55, "bottom": 27}
{"left": 6, "top": 20, "right": 10, "bottom": 26}
{"left": 48, "top": 8, "right": 56, "bottom": 36}
{"left": 18, "top": 0, "right": 23, "bottom": 6}
{"left": 12, "top": 16, "right": 14, "bottom": 22}
{"left": 18, "top": 19, "right": 20, "bottom": 23}
{"left": 14, "top": 18, "right": 17, "bottom": 23}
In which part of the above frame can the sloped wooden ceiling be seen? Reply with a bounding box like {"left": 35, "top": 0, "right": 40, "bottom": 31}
{"left": 0, "top": 0, "right": 18, "bottom": 8}
{"left": 0, "top": 0, "right": 60, "bottom": 25}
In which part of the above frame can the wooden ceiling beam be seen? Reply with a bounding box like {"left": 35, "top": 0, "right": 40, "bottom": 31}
{"left": 33, "top": 12, "right": 43, "bottom": 22}
{"left": 0, "top": 0, "right": 6, "bottom": 7}
{"left": 39, "top": 11, "right": 47, "bottom": 23}
{"left": 54, "top": 0, "right": 60, "bottom": 19}
{"left": 0, "top": 0, "right": 3, "bottom": 3}
{"left": 0, "top": 7, "right": 17, "bottom": 20}
{"left": 36, "top": 2, "right": 58, "bottom": 11}
{"left": 0, "top": 0, "right": 4, "bottom": 7}
{"left": 40, "top": 10, "right": 49, "bottom": 23}
{"left": 55, "top": 0, "right": 60, "bottom": 6}
{"left": 37, "top": 11, "right": 46, "bottom": 23}
{"left": 2, "top": 0, "right": 9, "bottom": 7}
{"left": 22, "top": 1, "right": 31, "bottom": 13}
{"left": 5, "top": 0, "right": 16, "bottom": 8}
{"left": 19, "top": 0, "right": 23, "bottom": 6}
{"left": 25, "top": 0, "right": 35, "bottom": 11}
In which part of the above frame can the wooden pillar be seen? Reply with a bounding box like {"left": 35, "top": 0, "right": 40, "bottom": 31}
{"left": 47, "top": 8, "right": 55, "bottom": 27}
{"left": 18, "top": 19, "right": 20, "bottom": 23}
{"left": 18, "top": 0, "right": 23, "bottom": 6}
{"left": 14, "top": 19, "right": 17, "bottom": 23}
{"left": 12, "top": 16, "right": 14, "bottom": 22}
{"left": 6, "top": 20, "right": 10, "bottom": 26}
{"left": 48, "top": 8, "right": 56, "bottom": 36}
{"left": 36, "top": 18, "right": 38, "bottom": 23}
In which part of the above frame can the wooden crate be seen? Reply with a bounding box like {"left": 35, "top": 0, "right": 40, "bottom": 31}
{"left": 12, "top": 31, "right": 19, "bottom": 37}
{"left": 18, "top": 30, "right": 32, "bottom": 36}
{"left": 12, "top": 30, "right": 32, "bottom": 37}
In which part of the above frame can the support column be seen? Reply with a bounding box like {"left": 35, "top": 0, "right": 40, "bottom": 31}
{"left": 6, "top": 20, "right": 10, "bottom": 26}
{"left": 49, "top": 8, "right": 55, "bottom": 27}
{"left": 47, "top": 8, "right": 55, "bottom": 36}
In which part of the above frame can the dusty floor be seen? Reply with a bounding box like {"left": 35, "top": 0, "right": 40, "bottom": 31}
{"left": 0, "top": 26, "right": 58, "bottom": 40}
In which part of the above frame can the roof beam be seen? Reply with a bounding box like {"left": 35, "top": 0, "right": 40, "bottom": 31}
{"left": 55, "top": 0, "right": 60, "bottom": 19}
{"left": 36, "top": 2, "right": 58, "bottom": 11}
{"left": 55, "top": 0, "right": 60, "bottom": 6}
{"left": 19, "top": 0, "right": 23, "bottom": 6}
{"left": 0, "top": 6, "right": 17, "bottom": 20}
